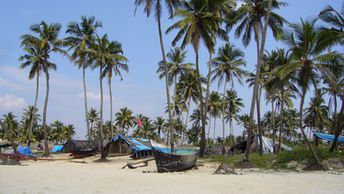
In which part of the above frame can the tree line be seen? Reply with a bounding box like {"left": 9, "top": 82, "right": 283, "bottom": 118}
{"left": 1, "top": 0, "right": 343, "bottom": 165}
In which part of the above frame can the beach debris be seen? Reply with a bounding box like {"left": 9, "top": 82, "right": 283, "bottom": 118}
{"left": 122, "top": 158, "right": 154, "bottom": 169}
{"left": 214, "top": 163, "right": 237, "bottom": 175}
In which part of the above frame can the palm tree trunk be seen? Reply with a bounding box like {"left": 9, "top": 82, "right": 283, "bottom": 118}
{"left": 230, "top": 118, "right": 235, "bottom": 144}
{"left": 300, "top": 90, "right": 322, "bottom": 166}
{"left": 246, "top": 21, "right": 261, "bottom": 161}
{"left": 222, "top": 81, "right": 227, "bottom": 140}
{"left": 257, "top": 86, "right": 263, "bottom": 155}
{"left": 278, "top": 90, "right": 284, "bottom": 153}
{"left": 272, "top": 101, "right": 276, "bottom": 153}
{"left": 157, "top": 10, "right": 173, "bottom": 150}
{"left": 99, "top": 64, "right": 105, "bottom": 159}
{"left": 42, "top": 72, "right": 50, "bottom": 156}
{"left": 195, "top": 50, "right": 207, "bottom": 157}
{"left": 109, "top": 77, "right": 113, "bottom": 139}
{"left": 184, "top": 97, "right": 192, "bottom": 128}
{"left": 207, "top": 115, "right": 212, "bottom": 140}
{"left": 83, "top": 68, "right": 91, "bottom": 143}
{"left": 27, "top": 74, "right": 39, "bottom": 147}
{"left": 213, "top": 116, "right": 216, "bottom": 140}
{"left": 246, "top": 0, "right": 273, "bottom": 162}
{"left": 330, "top": 97, "right": 344, "bottom": 152}
{"left": 203, "top": 54, "right": 212, "bottom": 145}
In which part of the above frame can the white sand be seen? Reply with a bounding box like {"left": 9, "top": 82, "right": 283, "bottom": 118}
{"left": 0, "top": 155, "right": 343, "bottom": 194}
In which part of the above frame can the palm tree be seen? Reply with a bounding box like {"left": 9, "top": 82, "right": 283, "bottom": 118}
{"left": 21, "top": 106, "right": 40, "bottom": 146}
{"left": 266, "top": 48, "right": 297, "bottom": 152}
{"left": 135, "top": 0, "right": 181, "bottom": 149}
{"left": 65, "top": 16, "right": 102, "bottom": 143}
{"left": 102, "top": 41, "right": 129, "bottom": 138}
{"left": 115, "top": 107, "right": 135, "bottom": 135}
{"left": 2, "top": 113, "right": 19, "bottom": 153}
{"left": 177, "top": 69, "right": 200, "bottom": 127}
{"left": 223, "top": 89, "right": 244, "bottom": 142}
{"left": 157, "top": 47, "right": 193, "bottom": 98}
{"left": 167, "top": 0, "right": 232, "bottom": 156}
{"left": 304, "top": 89, "right": 329, "bottom": 141}
{"left": 207, "top": 91, "right": 222, "bottom": 140}
{"left": 227, "top": 0, "right": 287, "bottom": 161}
{"left": 87, "top": 108, "right": 99, "bottom": 140}
{"left": 319, "top": 3, "right": 344, "bottom": 46}
{"left": 211, "top": 43, "right": 246, "bottom": 140}
{"left": 153, "top": 117, "right": 166, "bottom": 139}
{"left": 19, "top": 44, "right": 44, "bottom": 148}
{"left": 280, "top": 19, "right": 342, "bottom": 166}
{"left": 133, "top": 117, "right": 157, "bottom": 140}
{"left": 21, "top": 21, "right": 63, "bottom": 156}
{"left": 89, "top": 34, "right": 121, "bottom": 159}
{"left": 63, "top": 124, "right": 76, "bottom": 141}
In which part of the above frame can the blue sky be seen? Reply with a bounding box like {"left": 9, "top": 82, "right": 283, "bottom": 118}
{"left": 0, "top": 0, "right": 341, "bottom": 139}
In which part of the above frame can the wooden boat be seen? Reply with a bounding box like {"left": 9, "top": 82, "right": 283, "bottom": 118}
{"left": 152, "top": 149, "right": 197, "bottom": 173}
{"left": 70, "top": 148, "right": 97, "bottom": 158}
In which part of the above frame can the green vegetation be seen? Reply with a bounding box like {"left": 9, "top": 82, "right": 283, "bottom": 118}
{"left": 206, "top": 146, "right": 344, "bottom": 170}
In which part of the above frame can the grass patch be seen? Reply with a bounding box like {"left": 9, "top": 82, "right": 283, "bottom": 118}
{"left": 205, "top": 146, "right": 344, "bottom": 170}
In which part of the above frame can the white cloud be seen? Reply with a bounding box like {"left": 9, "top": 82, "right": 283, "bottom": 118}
{"left": 236, "top": 1, "right": 244, "bottom": 9}
{"left": 0, "top": 94, "right": 26, "bottom": 111}
{"left": 78, "top": 92, "right": 109, "bottom": 102}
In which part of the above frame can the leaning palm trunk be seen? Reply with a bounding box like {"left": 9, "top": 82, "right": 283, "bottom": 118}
{"left": 195, "top": 50, "right": 207, "bottom": 157}
{"left": 330, "top": 97, "right": 344, "bottom": 152}
{"left": 300, "top": 90, "right": 323, "bottom": 166}
{"left": 201, "top": 54, "right": 212, "bottom": 155}
{"left": 246, "top": 21, "right": 261, "bottom": 161}
{"left": 257, "top": 86, "right": 263, "bottom": 155}
{"left": 278, "top": 90, "right": 284, "bottom": 153}
{"left": 207, "top": 116, "right": 212, "bottom": 140}
{"left": 109, "top": 77, "right": 113, "bottom": 139}
{"left": 246, "top": 0, "right": 273, "bottom": 162}
{"left": 27, "top": 74, "right": 39, "bottom": 147}
{"left": 42, "top": 71, "right": 50, "bottom": 156}
{"left": 83, "top": 68, "right": 91, "bottom": 143}
{"left": 99, "top": 64, "right": 105, "bottom": 159}
{"left": 157, "top": 11, "right": 174, "bottom": 150}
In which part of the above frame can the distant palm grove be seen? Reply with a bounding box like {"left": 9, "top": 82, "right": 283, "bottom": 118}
{"left": 1, "top": 0, "right": 343, "bottom": 165}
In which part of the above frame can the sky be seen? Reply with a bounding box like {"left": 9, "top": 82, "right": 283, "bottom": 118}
{"left": 0, "top": 0, "right": 342, "bottom": 139}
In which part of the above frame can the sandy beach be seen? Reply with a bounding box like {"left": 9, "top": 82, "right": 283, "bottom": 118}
{"left": 0, "top": 155, "right": 343, "bottom": 194}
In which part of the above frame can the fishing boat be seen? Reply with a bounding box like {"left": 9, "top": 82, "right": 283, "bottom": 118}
{"left": 152, "top": 148, "right": 197, "bottom": 173}
{"left": 70, "top": 148, "right": 97, "bottom": 158}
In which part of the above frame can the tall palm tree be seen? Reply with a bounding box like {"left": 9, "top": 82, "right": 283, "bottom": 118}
{"left": 19, "top": 44, "right": 44, "bottom": 147}
{"left": 102, "top": 41, "right": 129, "bottom": 138}
{"left": 207, "top": 91, "right": 222, "bottom": 140}
{"left": 280, "top": 19, "right": 342, "bottom": 166}
{"left": 135, "top": 0, "right": 181, "bottom": 149}
{"left": 157, "top": 47, "right": 193, "bottom": 110}
{"left": 227, "top": 0, "right": 287, "bottom": 161}
{"left": 266, "top": 48, "right": 297, "bottom": 152}
{"left": 211, "top": 43, "right": 246, "bottom": 140}
{"left": 2, "top": 113, "right": 19, "bottom": 153}
{"left": 65, "top": 16, "right": 102, "bottom": 143}
{"left": 115, "top": 107, "right": 135, "bottom": 135}
{"left": 223, "top": 89, "right": 244, "bottom": 142}
{"left": 21, "top": 21, "right": 63, "bottom": 156}
{"left": 87, "top": 108, "right": 99, "bottom": 140}
{"left": 88, "top": 34, "right": 119, "bottom": 159}
{"left": 167, "top": 0, "right": 231, "bottom": 156}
